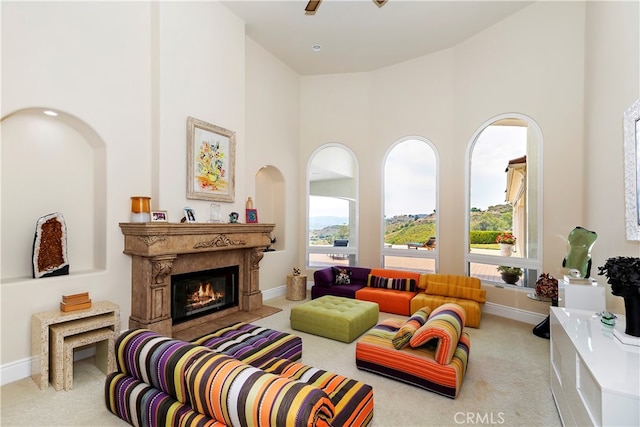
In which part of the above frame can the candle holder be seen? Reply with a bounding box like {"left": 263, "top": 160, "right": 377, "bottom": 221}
{"left": 130, "top": 196, "right": 151, "bottom": 222}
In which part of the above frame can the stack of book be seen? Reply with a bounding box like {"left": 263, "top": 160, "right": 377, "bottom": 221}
{"left": 563, "top": 275, "right": 595, "bottom": 285}
{"left": 60, "top": 292, "right": 92, "bottom": 312}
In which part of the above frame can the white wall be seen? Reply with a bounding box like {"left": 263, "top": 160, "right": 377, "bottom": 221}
{"left": 0, "top": 1, "right": 248, "bottom": 383}
{"left": 584, "top": 0, "right": 640, "bottom": 314}
{"left": 1, "top": 1, "right": 153, "bottom": 375}
{"left": 155, "top": 1, "right": 247, "bottom": 220}
{"left": 244, "top": 37, "right": 302, "bottom": 289}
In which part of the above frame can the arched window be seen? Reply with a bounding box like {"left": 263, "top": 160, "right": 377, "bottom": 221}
{"left": 382, "top": 137, "right": 438, "bottom": 273}
{"left": 306, "top": 144, "right": 358, "bottom": 267}
{"left": 466, "top": 115, "right": 542, "bottom": 288}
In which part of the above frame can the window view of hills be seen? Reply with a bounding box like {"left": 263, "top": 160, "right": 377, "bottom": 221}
{"left": 309, "top": 204, "right": 513, "bottom": 246}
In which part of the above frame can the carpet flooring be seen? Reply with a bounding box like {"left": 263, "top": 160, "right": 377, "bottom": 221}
{"left": 0, "top": 294, "right": 561, "bottom": 426}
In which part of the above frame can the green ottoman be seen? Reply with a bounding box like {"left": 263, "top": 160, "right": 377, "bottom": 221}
{"left": 290, "top": 295, "right": 379, "bottom": 343}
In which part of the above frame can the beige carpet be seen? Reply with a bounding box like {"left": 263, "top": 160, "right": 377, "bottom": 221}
{"left": 0, "top": 294, "right": 561, "bottom": 426}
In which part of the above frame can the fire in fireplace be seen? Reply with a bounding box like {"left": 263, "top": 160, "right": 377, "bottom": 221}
{"left": 171, "top": 266, "right": 239, "bottom": 324}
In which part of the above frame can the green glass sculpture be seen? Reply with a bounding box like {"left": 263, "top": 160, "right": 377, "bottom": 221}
{"left": 562, "top": 226, "right": 597, "bottom": 278}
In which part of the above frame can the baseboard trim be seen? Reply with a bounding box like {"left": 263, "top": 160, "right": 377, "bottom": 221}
{"left": 262, "top": 284, "right": 287, "bottom": 301}
{"left": 0, "top": 356, "right": 31, "bottom": 387}
{"left": 1, "top": 341, "right": 97, "bottom": 387}
{"left": 483, "top": 302, "right": 547, "bottom": 325}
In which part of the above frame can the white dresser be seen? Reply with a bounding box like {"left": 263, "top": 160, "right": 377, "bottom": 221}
{"left": 550, "top": 307, "right": 640, "bottom": 426}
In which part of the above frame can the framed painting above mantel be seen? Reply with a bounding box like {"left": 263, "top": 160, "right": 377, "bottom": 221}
{"left": 187, "top": 116, "right": 236, "bottom": 202}
{"left": 624, "top": 98, "right": 640, "bottom": 241}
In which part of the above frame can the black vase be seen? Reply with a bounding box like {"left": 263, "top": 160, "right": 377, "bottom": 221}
{"left": 623, "top": 296, "right": 640, "bottom": 337}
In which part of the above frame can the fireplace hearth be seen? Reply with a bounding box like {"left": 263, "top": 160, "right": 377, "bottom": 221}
{"left": 120, "top": 222, "right": 277, "bottom": 338}
{"left": 172, "top": 266, "right": 239, "bottom": 324}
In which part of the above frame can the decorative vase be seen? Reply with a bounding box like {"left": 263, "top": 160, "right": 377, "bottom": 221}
{"left": 535, "top": 273, "right": 558, "bottom": 300}
{"left": 130, "top": 196, "right": 151, "bottom": 222}
{"left": 500, "top": 272, "right": 520, "bottom": 285}
{"left": 622, "top": 295, "right": 640, "bottom": 337}
{"left": 499, "top": 243, "right": 514, "bottom": 257}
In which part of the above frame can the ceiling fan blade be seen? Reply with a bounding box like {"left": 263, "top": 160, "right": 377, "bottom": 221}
{"left": 305, "top": 1, "right": 322, "bottom": 15}
{"left": 306, "top": 0, "right": 386, "bottom": 15}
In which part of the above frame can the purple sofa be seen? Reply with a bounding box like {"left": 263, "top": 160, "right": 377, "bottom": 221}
{"left": 312, "top": 266, "right": 371, "bottom": 299}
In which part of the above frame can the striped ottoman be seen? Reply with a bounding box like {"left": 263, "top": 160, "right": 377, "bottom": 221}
{"left": 191, "top": 322, "right": 302, "bottom": 366}
{"left": 291, "top": 295, "right": 379, "bottom": 343}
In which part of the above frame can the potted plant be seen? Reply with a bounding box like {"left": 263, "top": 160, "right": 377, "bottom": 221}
{"left": 597, "top": 256, "right": 640, "bottom": 337}
{"left": 496, "top": 232, "right": 516, "bottom": 256}
{"left": 497, "top": 265, "right": 522, "bottom": 285}
{"left": 496, "top": 231, "right": 516, "bottom": 244}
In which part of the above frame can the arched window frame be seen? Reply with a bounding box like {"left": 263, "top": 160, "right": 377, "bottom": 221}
{"left": 306, "top": 143, "right": 359, "bottom": 268}
{"left": 464, "top": 113, "right": 543, "bottom": 287}
{"left": 381, "top": 136, "right": 439, "bottom": 273}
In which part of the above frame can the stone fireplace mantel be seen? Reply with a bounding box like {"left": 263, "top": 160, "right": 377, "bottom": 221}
{"left": 120, "top": 222, "right": 275, "bottom": 337}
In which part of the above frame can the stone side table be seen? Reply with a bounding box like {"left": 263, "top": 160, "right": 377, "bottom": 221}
{"left": 286, "top": 275, "right": 307, "bottom": 301}
{"left": 31, "top": 300, "right": 120, "bottom": 389}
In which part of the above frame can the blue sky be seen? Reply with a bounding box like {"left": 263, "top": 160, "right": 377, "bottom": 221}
{"left": 470, "top": 126, "right": 527, "bottom": 210}
{"left": 310, "top": 126, "right": 527, "bottom": 218}
{"left": 384, "top": 139, "right": 437, "bottom": 216}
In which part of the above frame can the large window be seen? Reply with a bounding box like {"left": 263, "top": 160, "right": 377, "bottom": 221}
{"left": 466, "top": 115, "right": 542, "bottom": 288}
{"left": 307, "top": 144, "right": 358, "bottom": 267}
{"left": 382, "top": 137, "right": 438, "bottom": 273}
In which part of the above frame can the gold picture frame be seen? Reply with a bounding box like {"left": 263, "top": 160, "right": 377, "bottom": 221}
{"left": 187, "top": 116, "right": 236, "bottom": 202}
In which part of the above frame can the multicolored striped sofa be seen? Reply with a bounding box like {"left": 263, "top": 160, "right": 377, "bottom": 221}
{"left": 312, "top": 267, "right": 486, "bottom": 327}
{"left": 105, "top": 325, "right": 374, "bottom": 426}
{"left": 355, "top": 303, "right": 470, "bottom": 399}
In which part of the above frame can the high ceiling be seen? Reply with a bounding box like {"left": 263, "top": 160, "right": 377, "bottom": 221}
{"left": 221, "top": 0, "right": 534, "bottom": 76}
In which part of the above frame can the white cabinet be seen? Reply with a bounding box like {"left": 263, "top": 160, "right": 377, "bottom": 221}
{"left": 550, "top": 307, "right": 640, "bottom": 426}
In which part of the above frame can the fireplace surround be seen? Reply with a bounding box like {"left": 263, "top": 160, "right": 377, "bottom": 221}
{"left": 120, "top": 222, "right": 275, "bottom": 338}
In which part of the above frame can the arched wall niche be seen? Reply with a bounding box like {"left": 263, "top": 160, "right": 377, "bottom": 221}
{"left": 255, "top": 165, "right": 284, "bottom": 251}
{"left": 1, "top": 107, "right": 107, "bottom": 282}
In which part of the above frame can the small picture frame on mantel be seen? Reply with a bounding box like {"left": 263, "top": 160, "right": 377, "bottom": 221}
{"left": 183, "top": 207, "right": 196, "bottom": 223}
{"left": 246, "top": 209, "right": 258, "bottom": 223}
{"left": 151, "top": 210, "right": 168, "bottom": 222}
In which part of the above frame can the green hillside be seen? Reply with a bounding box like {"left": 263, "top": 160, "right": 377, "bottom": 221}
{"left": 384, "top": 214, "right": 436, "bottom": 245}
{"left": 385, "top": 204, "right": 512, "bottom": 244}
{"left": 310, "top": 204, "right": 513, "bottom": 245}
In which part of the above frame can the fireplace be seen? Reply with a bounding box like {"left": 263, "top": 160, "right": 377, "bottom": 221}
{"left": 171, "top": 266, "right": 239, "bottom": 324}
{"left": 120, "top": 222, "right": 277, "bottom": 338}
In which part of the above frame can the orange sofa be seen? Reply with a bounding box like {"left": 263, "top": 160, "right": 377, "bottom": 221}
{"left": 354, "top": 268, "right": 421, "bottom": 316}
{"left": 356, "top": 303, "right": 470, "bottom": 398}
{"left": 312, "top": 267, "right": 487, "bottom": 327}
{"left": 410, "top": 274, "right": 486, "bottom": 328}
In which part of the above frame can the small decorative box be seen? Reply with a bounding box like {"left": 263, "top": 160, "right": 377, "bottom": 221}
{"left": 600, "top": 311, "right": 617, "bottom": 327}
